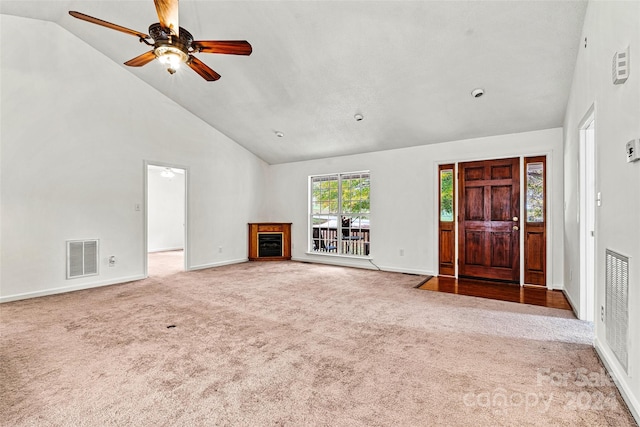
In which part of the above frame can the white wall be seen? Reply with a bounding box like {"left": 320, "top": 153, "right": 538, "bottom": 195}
{"left": 147, "top": 167, "right": 185, "bottom": 253}
{"left": 0, "top": 15, "right": 268, "bottom": 301}
{"left": 267, "top": 128, "right": 564, "bottom": 284}
{"left": 563, "top": 1, "right": 640, "bottom": 419}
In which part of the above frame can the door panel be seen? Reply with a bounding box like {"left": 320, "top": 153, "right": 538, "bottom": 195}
{"left": 491, "top": 186, "right": 512, "bottom": 220}
{"left": 464, "top": 166, "right": 484, "bottom": 181}
{"left": 526, "top": 231, "right": 544, "bottom": 268}
{"left": 465, "top": 187, "right": 484, "bottom": 220}
{"left": 491, "top": 233, "right": 513, "bottom": 267}
{"left": 439, "top": 229, "right": 455, "bottom": 266}
{"left": 491, "top": 164, "right": 513, "bottom": 179}
{"left": 459, "top": 158, "right": 520, "bottom": 282}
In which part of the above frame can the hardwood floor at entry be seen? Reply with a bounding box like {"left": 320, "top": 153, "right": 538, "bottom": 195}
{"left": 419, "top": 276, "right": 571, "bottom": 310}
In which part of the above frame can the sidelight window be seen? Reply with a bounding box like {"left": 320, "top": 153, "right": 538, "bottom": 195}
{"left": 438, "top": 164, "right": 456, "bottom": 276}
{"left": 526, "top": 161, "right": 545, "bottom": 222}
{"left": 310, "top": 172, "right": 370, "bottom": 256}
{"left": 440, "top": 168, "right": 454, "bottom": 222}
{"left": 524, "top": 155, "right": 547, "bottom": 286}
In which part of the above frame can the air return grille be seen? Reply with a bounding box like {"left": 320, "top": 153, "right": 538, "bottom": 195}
{"left": 67, "top": 240, "right": 99, "bottom": 279}
{"left": 605, "top": 249, "right": 629, "bottom": 373}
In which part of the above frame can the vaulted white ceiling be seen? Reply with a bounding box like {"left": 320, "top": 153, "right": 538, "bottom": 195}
{"left": 1, "top": 0, "right": 588, "bottom": 164}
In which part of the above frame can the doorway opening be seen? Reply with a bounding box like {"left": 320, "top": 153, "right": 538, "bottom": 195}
{"left": 145, "top": 163, "right": 187, "bottom": 277}
{"left": 579, "top": 107, "right": 596, "bottom": 322}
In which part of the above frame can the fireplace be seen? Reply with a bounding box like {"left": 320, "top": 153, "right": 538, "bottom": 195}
{"left": 258, "top": 233, "right": 283, "bottom": 257}
{"left": 248, "top": 223, "right": 292, "bottom": 261}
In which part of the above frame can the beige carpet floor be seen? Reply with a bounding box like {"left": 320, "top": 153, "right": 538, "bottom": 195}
{"left": 0, "top": 257, "right": 636, "bottom": 426}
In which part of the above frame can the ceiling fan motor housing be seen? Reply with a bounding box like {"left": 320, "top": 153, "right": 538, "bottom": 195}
{"left": 150, "top": 24, "right": 193, "bottom": 51}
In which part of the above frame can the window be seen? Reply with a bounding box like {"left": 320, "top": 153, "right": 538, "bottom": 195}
{"left": 310, "top": 172, "right": 370, "bottom": 256}
{"left": 440, "top": 168, "right": 454, "bottom": 222}
{"left": 526, "top": 161, "right": 545, "bottom": 222}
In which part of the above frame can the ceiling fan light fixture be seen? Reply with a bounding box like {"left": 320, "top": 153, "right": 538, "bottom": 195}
{"left": 155, "top": 45, "right": 188, "bottom": 74}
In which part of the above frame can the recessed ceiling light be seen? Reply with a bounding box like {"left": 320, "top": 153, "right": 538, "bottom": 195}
{"left": 471, "top": 88, "right": 484, "bottom": 98}
{"left": 275, "top": 131, "right": 284, "bottom": 138}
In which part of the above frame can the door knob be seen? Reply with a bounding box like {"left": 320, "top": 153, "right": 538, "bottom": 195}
{"left": 513, "top": 225, "right": 519, "bottom": 231}
{"left": 513, "top": 216, "right": 518, "bottom": 221}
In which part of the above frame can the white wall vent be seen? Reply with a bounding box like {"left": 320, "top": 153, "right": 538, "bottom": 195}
{"left": 605, "top": 249, "right": 629, "bottom": 373}
{"left": 67, "top": 240, "right": 99, "bottom": 279}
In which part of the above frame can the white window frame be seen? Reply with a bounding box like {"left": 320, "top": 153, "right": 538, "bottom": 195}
{"left": 309, "top": 171, "right": 370, "bottom": 257}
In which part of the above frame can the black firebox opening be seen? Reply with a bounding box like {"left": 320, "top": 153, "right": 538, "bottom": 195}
{"left": 258, "top": 233, "right": 283, "bottom": 257}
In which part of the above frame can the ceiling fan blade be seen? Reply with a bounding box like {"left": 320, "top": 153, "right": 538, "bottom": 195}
{"left": 69, "top": 11, "right": 149, "bottom": 39}
{"left": 124, "top": 51, "right": 157, "bottom": 67}
{"left": 187, "top": 56, "right": 221, "bottom": 81}
{"left": 153, "top": 0, "right": 179, "bottom": 35}
{"left": 192, "top": 40, "right": 253, "bottom": 56}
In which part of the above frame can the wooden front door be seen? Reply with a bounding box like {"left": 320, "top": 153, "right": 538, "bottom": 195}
{"left": 458, "top": 158, "right": 520, "bottom": 282}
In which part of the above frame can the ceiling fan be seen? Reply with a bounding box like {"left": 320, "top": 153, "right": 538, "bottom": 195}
{"left": 69, "top": 0, "right": 252, "bottom": 81}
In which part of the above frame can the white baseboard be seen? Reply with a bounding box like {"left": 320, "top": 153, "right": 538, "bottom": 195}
{"left": 0, "top": 274, "right": 146, "bottom": 303}
{"left": 188, "top": 258, "right": 248, "bottom": 271}
{"left": 594, "top": 337, "right": 640, "bottom": 424}
{"left": 562, "top": 289, "right": 580, "bottom": 319}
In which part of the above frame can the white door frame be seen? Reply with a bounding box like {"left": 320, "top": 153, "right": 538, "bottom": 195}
{"left": 434, "top": 150, "right": 553, "bottom": 288}
{"left": 578, "top": 105, "right": 596, "bottom": 321}
{"left": 143, "top": 161, "right": 189, "bottom": 277}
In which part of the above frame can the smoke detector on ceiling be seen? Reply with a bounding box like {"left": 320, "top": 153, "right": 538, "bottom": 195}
{"left": 471, "top": 88, "right": 484, "bottom": 98}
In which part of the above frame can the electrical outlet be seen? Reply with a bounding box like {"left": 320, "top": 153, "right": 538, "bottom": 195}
{"left": 218, "top": 246, "right": 223, "bottom": 253}
{"left": 601, "top": 306, "right": 605, "bottom": 322}
{"left": 399, "top": 249, "right": 404, "bottom": 256}
{"left": 109, "top": 256, "right": 116, "bottom": 267}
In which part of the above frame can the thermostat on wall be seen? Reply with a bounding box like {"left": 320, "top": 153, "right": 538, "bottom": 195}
{"left": 626, "top": 139, "right": 640, "bottom": 162}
